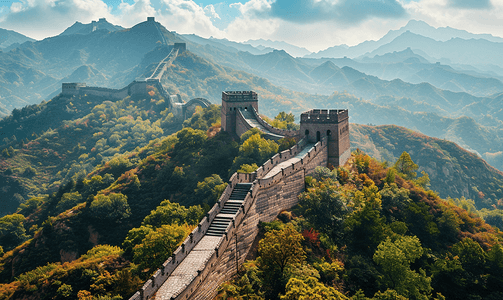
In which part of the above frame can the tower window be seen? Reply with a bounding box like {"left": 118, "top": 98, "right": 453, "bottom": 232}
{"left": 327, "top": 130, "right": 331, "bottom": 136}
{"left": 305, "top": 129, "right": 309, "bottom": 136}
{"left": 316, "top": 131, "right": 321, "bottom": 142}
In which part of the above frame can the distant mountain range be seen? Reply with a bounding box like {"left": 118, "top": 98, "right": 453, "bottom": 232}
{"left": 307, "top": 19, "right": 503, "bottom": 59}
{"left": 181, "top": 34, "right": 274, "bottom": 55}
{"left": 1, "top": 17, "right": 503, "bottom": 175}
{"left": 0, "top": 18, "right": 184, "bottom": 117}
{"left": 0, "top": 28, "right": 35, "bottom": 49}
{"left": 244, "top": 39, "right": 311, "bottom": 57}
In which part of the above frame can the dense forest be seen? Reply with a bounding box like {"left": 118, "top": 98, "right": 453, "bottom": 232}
{"left": 0, "top": 103, "right": 299, "bottom": 299}
{"left": 217, "top": 152, "right": 503, "bottom": 300}
{"left": 0, "top": 87, "right": 502, "bottom": 299}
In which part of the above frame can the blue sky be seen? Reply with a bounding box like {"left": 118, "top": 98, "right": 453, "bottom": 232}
{"left": 0, "top": 0, "right": 501, "bottom": 52}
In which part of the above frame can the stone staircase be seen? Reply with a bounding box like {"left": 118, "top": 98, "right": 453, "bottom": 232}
{"left": 206, "top": 183, "right": 252, "bottom": 237}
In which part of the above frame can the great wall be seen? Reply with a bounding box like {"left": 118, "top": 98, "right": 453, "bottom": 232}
{"left": 129, "top": 91, "right": 350, "bottom": 300}
{"left": 61, "top": 17, "right": 209, "bottom": 122}
{"left": 60, "top": 23, "right": 350, "bottom": 298}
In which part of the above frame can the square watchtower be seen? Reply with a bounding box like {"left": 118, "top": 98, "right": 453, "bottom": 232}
{"left": 221, "top": 91, "right": 258, "bottom": 135}
{"left": 300, "top": 109, "right": 350, "bottom": 167}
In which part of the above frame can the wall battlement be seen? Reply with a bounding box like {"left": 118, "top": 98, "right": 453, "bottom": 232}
{"left": 300, "top": 109, "right": 349, "bottom": 123}
{"left": 222, "top": 91, "right": 258, "bottom": 101}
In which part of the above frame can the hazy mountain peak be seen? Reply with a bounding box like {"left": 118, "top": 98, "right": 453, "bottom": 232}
{"left": 0, "top": 28, "right": 36, "bottom": 49}
{"left": 59, "top": 18, "right": 124, "bottom": 36}
{"left": 363, "top": 47, "right": 430, "bottom": 64}
{"left": 245, "top": 38, "right": 311, "bottom": 58}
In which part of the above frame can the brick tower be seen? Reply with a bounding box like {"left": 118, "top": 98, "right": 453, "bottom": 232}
{"left": 221, "top": 91, "right": 258, "bottom": 135}
{"left": 300, "top": 109, "right": 350, "bottom": 167}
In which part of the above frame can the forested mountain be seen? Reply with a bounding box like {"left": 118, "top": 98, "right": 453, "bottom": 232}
{"left": 0, "top": 18, "right": 183, "bottom": 116}
{"left": 0, "top": 101, "right": 502, "bottom": 299}
{"left": 350, "top": 124, "right": 503, "bottom": 209}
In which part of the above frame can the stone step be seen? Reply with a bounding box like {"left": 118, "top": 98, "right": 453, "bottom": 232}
{"left": 206, "top": 229, "right": 226, "bottom": 235}
{"left": 222, "top": 207, "right": 240, "bottom": 212}
{"left": 208, "top": 223, "right": 229, "bottom": 229}
{"left": 210, "top": 221, "right": 231, "bottom": 227}
{"left": 230, "top": 190, "right": 248, "bottom": 194}
{"left": 213, "top": 216, "right": 233, "bottom": 221}
{"left": 226, "top": 200, "right": 244, "bottom": 204}
{"left": 223, "top": 203, "right": 242, "bottom": 208}
{"left": 206, "top": 232, "right": 224, "bottom": 237}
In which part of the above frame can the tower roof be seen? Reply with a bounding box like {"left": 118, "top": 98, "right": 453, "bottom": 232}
{"left": 222, "top": 91, "right": 258, "bottom": 102}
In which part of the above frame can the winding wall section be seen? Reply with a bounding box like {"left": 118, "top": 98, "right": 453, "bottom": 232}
{"left": 236, "top": 107, "right": 298, "bottom": 140}
{"left": 129, "top": 136, "right": 329, "bottom": 300}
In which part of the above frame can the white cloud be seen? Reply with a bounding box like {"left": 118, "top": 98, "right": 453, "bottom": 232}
{"left": 0, "top": 0, "right": 112, "bottom": 39}
{"left": 115, "top": 0, "right": 225, "bottom": 37}
{"left": 0, "top": 0, "right": 225, "bottom": 40}
{"left": 204, "top": 4, "right": 220, "bottom": 20}
{"left": 2, "top": 0, "right": 503, "bottom": 52}
{"left": 401, "top": 0, "right": 503, "bottom": 37}
{"left": 230, "top": 0, "right": 272, "bottom": 17}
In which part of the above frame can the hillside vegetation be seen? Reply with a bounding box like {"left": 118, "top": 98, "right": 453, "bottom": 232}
{"left": 218, "top": 152, "right": 503, "bottom": 300}
{"left": 350, "top": 124, "right": 503, "bottom": 209}
{"left": 0, "top": 107, "right": 302, "bottom": 299}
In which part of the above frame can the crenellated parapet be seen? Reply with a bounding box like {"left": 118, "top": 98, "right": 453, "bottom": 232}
{"left": 300, "top": 109, "right": 348, "bottom": 124}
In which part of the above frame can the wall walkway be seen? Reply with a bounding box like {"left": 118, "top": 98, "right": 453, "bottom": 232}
{"left": 129, "top": 136, "right": 329, "bottom": 300}
{"left": 236, "top": 108, "right": 298, "bottom": 140}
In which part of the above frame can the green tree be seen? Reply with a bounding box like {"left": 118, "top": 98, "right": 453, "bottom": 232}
{"left": 231, "top": 133, "right": 279, "bottom": 174}
{"left": 0, "top": 213, "right": 29, "bottom": 251}
{"left": 238, "top": 163, "right": 259, "bottom": 173}
{"left": 344, "top": 204, "right": 386, "bottom": 256}
{"left": 258, "top": 223, "right": 306, "bottom": 299}
{"left": 17, "top": 197, "right": 44, "bottom": 216}
{"left": 281, "top": 276, "right": 347, "bottom": 300}
{"left": 142, "top": 200, "right": 204, "bottom": 227}
{"left": 373, "top": 236, "right": 432, "bottom": 300}
{"left": 89, "top": 193, "right": 131, "bottom": 222}
{"left": 394, "top": 152, "right": 418, "bottom": 180}
{"left": 259, "top": 224, "right": 306, "bottom": 275}
{"left": 194, "top": 174, "right": 227, "bottom": 206}
{"left": 55, "top": 192, "right": 83, "bottom": 215}
{"left": 298, "top": 180, "right": 348, "bottom": 243}
{"left": 240, "top": 128, "right": 263, "bottom": 143}
{"left": 132, "top": 223, "right": 192, "bottom": 274}
{"left": 122, "top": 225, "right": 153, "bottom": 256}
{"left": 451, "top": 238, "right": 486, "bottom": 273}
{"left": 372, "top": 289, "right": 408, "bottom": 300}
{"left": 311, "top": 166, "right": 337, "bottom": 182}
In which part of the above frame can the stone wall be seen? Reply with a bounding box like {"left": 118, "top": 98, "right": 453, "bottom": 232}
{"left": 61, "top": 81, "right": 146, "bottom": 99}
{"left": 248, "top": 107, "right": 298, "bottom": 139}
{"left": 189, "top": 138, "right": 327, "bottom": 299}
{"left": 235, "top": 108, "right": 254, "bottom": 137}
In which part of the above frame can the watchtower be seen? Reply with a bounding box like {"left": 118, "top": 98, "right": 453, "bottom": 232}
{"left": 300, "top": 109, "right": 350, "bottom": 167}
{"left": 221, "top": 91, "right": 258, "bottom": 135}
{"left": 62, "top": 83, "right": 86, "bottom": 96}
{"left": 174, "top": 43, "right": 186, "bottom": 53}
